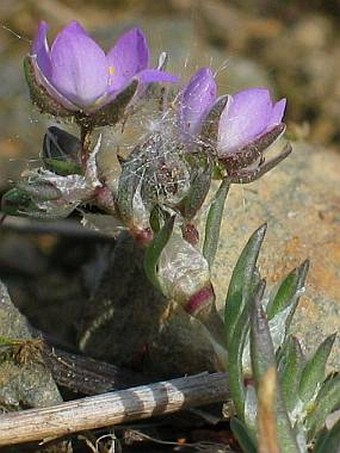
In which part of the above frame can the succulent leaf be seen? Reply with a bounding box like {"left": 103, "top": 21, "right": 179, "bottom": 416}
{"left": 299, "top": 334, "right": 336, "bottom": 404}
{"left": 224, "top": 223, "right": 266, "bottom": 346}
{"left": 306, "top": 374, "right": 340, "bottom": 440}
{"left": 203, "top": 177, "right": 230, "bottom": 268}
{"left": 144, "top": 215, "right": 175, "bottom": 291}
{"left": 266, "top": 260, "right": 309, "bottom": 322}
{"left": 228, "top": 305, "right": 250, "bottom": 419}
{"left": 230, "top": 417, "right": 257, "bottom": 453}
{"left": 313, "top": 418, "right": 340, "bottom": 453}
{"left": 250, "top": 283, "right": 300, "bottom": 452}
{"left": 279, "top": 336, "right": 305, "bottom": 413}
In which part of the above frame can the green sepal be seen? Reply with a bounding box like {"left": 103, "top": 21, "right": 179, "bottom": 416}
{"left": 230, "top": 417, "right": 257, "bottom": 453}
{"left": 76, "top": 80, "right": 138, "bottom": 128}
{"left": 144, "top": 216, "right": 175, "bottom": 291}
{"left": 200, "top": 95, "right": 229, "bottom": 153}
{"left": 299, "top": 333, "right": 336, "bottom": 403}
{"left": 116, "top": 145, "right": 150, "bottom": 227}
{"left": 24, "top": 56, "right": 73, "bottom": 118}
{"left": 203, "top": 178, "right": 230, "bottom": 269}
{"left": 176, "top": 155, "right": 212, "bottom": 221}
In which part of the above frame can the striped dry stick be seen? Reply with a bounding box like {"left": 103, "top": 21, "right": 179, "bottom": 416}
{"left": 0, "top": 372, "right": 229, "bottom": 447}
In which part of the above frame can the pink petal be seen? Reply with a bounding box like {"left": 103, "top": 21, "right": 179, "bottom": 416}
{"left": 50, "top": 21, "right": 108, "bottom": 107}
{"left": 136, "top": 68, "right": 178, "bottom": 83}
{"left": 270, "top": 98, "right": 287, "bottom": 127}
{"left": 32, "top": 21, "right": 52, "bottom": 79}
{"left": 180, "top": 68, "right": 217, "bottom": 135}
{"left": 106, "top": 27, "right": 149, "bottom": 91}
{"left": 218, "top": 88, "right": 275, "bottom": 153}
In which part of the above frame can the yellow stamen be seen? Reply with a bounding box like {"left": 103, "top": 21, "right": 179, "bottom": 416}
{"left": 108, "top": 66, "right": 115, "bottom": 86}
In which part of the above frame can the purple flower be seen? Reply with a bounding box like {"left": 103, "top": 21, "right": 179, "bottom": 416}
{"left": 179, "top": 68, "right": 217, "bottom": 136}
{"left": 31, "top": 21, "right": 178, "bottom": 112}
{"left": 179, "top": 69, "right": 289, "bottom": 181}
{"left": 217, "top": 88, "right": 286, "bottom": 156}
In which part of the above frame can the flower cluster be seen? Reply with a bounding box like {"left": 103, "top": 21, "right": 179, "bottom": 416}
{"left": 3, "top": 19, "right": 291, "bottom": 321}
{"left": 1, "top": 21, "right": 338, "bottom": 453}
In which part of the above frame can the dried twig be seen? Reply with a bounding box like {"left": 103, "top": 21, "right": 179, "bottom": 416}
{"left": 0, "top": 372, "right": 229, "bottom": 447}
{"left": 42, "top": 345, "right": 147, "bottom": 395}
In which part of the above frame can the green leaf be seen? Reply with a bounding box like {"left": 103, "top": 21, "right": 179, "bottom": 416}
{"left": 299, "top": 334, "right": 336, "bottom": 403}
{"left": 250, "top": 280, "right": 275, "bottom": 380}
{"left": 224, "top": 225, "right": 266, "bottom": 421}
{"left": 143, "top": 216, "right": 175, "bottom": 291}
{"left": 306, "top": 374, "right": 340, "bottom": 440}
{"left": 203, "top": 178, "right": 230, "bottom": 268}
{"left": 250, "top": 287, "right": 300, "bottom": 453}
{"left": 279, "top": 336, "right": 305, "bottom": 413}
{"left": 224, "top": 224, "right": 266, "bottom": 347}
{"left": 313, "top": 418, "right": 340, "bottom": 453}
{"left": 43, "top": 158, "right": 82, "bottom": 176}
{"left": 1, "top": 188, "right": 32, "bottom": 216}
{"left": 227, "top": 305, "right": 250, "bottom": 419}
{"left": 266, "top": 260, "right": 309, "bottom": 322}
{"left": 230, "top": 417, "right": 257, "bottom": 453}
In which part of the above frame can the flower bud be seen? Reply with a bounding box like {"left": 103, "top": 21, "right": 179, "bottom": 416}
{"left": 157, "top": 232, "right": 212, "bottom": 314}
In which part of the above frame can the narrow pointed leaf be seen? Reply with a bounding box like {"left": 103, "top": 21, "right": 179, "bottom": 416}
{"left": 224, "top": 224, "right": 266, "bottom": 347}
{"left": 250, "top": 280, "right": 275, "bottom": 379}
{"left": 299, "top": 333, "right": 336, "bottom": 403}
{"left": 227, "top": 306, "right": 250, "bottom": 419}
{"left": 230, "top": 417, "right": 257, "bottom": 453}
{"left": 144, "top": 216, "right": 175, "bottom": 290}
{"left": 266, "top": 260, "right": 309, "bottom": 321}
{"left": 306, "top": 374, "right": 340, "bottom": 439}
{"left": 203, "top": 177, "right": 230, "bottom": 268}
{"left": 250, "top": 284, "right": 300, "bottom": 452}
{"left": 279, "top": 336, "right": 305, "bottom": 412}
{"left": 313, "top": 419, "right": 340, "bottom": 453}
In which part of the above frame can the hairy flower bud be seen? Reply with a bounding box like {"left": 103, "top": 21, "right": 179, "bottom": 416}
{"left": 157, "top": 232, "right": 212, "bottom": 313}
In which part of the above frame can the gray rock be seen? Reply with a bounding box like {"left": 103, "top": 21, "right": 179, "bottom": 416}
{"left": 0, "top": 281, "right": 63, "bottom": 411}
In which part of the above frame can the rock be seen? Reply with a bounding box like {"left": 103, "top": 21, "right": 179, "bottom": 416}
{"left": 0, "top": 280, "right": 63, "bottom": 411}
{"left": 210, "top": 142, "right": 340, "bottom": 372}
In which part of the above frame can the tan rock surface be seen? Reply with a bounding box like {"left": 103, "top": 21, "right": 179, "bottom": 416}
{"left": 210, "top": 142, "right": 340, "bottom": 370}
